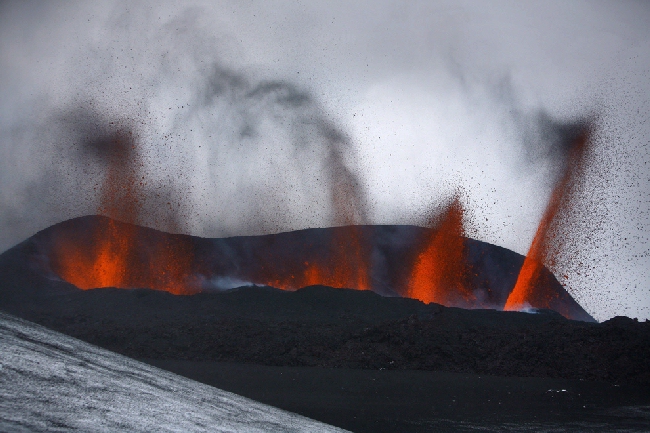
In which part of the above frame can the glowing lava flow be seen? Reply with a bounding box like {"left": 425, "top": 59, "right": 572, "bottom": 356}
{"left": 505, "top": 128, "right": 590, "bottom": 312}
{"left": 52, "top": 128, "right": 197, "bottom": 295}
{"left": 258, "top": 226, "right": 371, "bottom": 291}
{"left": 407, "top": 197, "right": 473, "bottom": 306}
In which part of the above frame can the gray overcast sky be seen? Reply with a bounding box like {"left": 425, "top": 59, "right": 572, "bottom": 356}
{"left": 0, "top": 0, "right": 649, "bottom": 321}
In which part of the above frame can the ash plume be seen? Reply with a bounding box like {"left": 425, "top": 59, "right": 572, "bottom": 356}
{"left": 182, "top": 65, "right": 369, "bottom": 230}
{"left": 517, "top": 111, "right": 593, "bottom": 190}
{"left": 0, "top": 4, "right": 368, "bottom": 246}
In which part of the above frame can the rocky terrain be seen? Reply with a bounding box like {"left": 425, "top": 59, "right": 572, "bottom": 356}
{"left": 4, "top": 285, "right": 649, "bottom": 384}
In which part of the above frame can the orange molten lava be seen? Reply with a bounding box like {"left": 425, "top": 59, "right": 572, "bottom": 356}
{"left": 260, "top": 226, "right": 371, "bottom": 291}
{"left": 407, "top": 197, "right": 473, "bottom": 305}
{"left": 52, "top": 128, "right": 197, "bottom": 294}
{"left": 328, "top": 225, "right": 371, "bottom": 291}
{"left": 505, "top": 129, "right": 590, "bottom": 311}
{"left": 54, "top": 218, "right": 134, "bottom": 290}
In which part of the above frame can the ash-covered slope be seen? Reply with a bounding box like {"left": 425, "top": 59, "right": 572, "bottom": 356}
{"left": 0, "top": 215, "right": 593, "bottom": 321}
{"left": 0, "top": 311, "right": 348, "bottom": 433}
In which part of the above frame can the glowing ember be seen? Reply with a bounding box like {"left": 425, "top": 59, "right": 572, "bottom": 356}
{"left": 505, "top": 128, "right": 590, "bottom": 313}
{"left": 406, "top": 196, "right": 473, "bottom": 306}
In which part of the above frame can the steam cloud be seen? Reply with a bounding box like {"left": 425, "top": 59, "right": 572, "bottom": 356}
{"left": 1, "top": 5, "right": 368, "bottom": 244}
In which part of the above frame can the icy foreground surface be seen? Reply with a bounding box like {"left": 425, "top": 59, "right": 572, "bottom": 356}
{"left": 0, "top": 311, "right": 348, "bottom": 432}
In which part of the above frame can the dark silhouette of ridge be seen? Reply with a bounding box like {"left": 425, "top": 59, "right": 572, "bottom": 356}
{"left": 0, "top": 214, "right": 593, "bottom": 321}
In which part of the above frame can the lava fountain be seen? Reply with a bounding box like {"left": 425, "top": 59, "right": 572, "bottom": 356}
{"left": 253, "top": 153, "right": 371, "bottom": 292}
{"left": 406, "top": 196, "right": 473, "bottom": 306}
{"left": 505, "top": 126, "right": 591, "bottom": 313}
{"left": 258, "top": 226, "right": 371, "bottom": 291}
{"left": 50, "top": 127, "right": 197, "bottom": 295}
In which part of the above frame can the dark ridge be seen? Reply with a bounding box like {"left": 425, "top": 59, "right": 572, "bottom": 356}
{"left": 7, "top": 214, "right": 594, "bottom": 321}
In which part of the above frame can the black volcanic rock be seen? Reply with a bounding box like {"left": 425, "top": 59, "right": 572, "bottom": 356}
{"left": 1, "top": 285, "right": 648, "bottom": 384}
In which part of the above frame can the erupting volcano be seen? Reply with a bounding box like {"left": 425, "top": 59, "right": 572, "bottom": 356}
{"left": 37, "top": 115, "right": 594, "bottom": 321}
{"left": 4, "top": 4, "right": 650, "bottom": 433}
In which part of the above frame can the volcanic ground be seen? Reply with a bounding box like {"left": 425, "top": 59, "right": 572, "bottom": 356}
{"left": 1, "top": 215, "right": 649, "bottom": 432}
